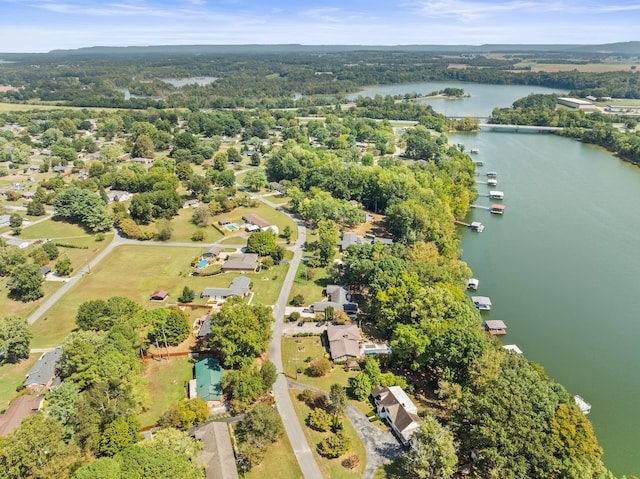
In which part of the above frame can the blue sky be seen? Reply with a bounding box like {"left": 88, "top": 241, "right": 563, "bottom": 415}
{"left": 0, "top": 0, "right": 638, "bottom": 52}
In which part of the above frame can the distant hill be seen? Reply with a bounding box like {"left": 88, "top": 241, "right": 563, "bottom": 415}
{"left": 1, "top": 41, "right": 639, "bottom": 58}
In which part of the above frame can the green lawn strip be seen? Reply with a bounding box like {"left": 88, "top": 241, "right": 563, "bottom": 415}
{"left": 29, "top": 244, "right": 288, "bottom": 348}
{"left": 137, "top": 355, "right": 195, "bottom": 428}
{"left": 263, "top": 194, "right": 290, "bottom": 206}
{"left": 287, "top": 262, "right": 330, "bottom": 305}
{"left": 239, "top": 420, "right": 304, "bottom": 479}
{"left": 19, "top": 218, "right": 93, "bottom": 240}
{"left": 219, "top": 235, "right": 246, "bottom": 246}
{"left": 281, "top": 337, "right": 358, "bottom": 391}
{"left": 0, "top": 281, "right": 65, "bottom": 320}
{"left": 166, "top": 208, "right": 223, "bottom": 244}
{"left": 0, "top": 354, "right": 41, "bottom": 412}
{"left": 373, "top": 458, "right": 404, "bottom": 479}
{"left": 288, "top": 388, "right": 366, "bottom": 479}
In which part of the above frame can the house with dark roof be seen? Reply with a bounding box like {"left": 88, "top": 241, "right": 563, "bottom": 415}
{"left": 371, "top": 385, "right": 421, "bottom": 446}
{"left": 326, "top": 324, "right": 361, "bottom": 361}
{"left": 24, "top": 347, "right": 62, "bottom": 392}
{"left": 202, "top": 246, "right": 221, "bottom": 259}
{"left": 338, "top": 232, "right": 393, "bottom": 252}
{"left": 40, "top": 265, "right": 52, "bottom": 277}
{"left": 190, "top": 421, "right": 239, "bottom": 479}
{"left": 201, "top": 276, "right": 251, "bottom": 302}
{"left": 221, "top": 253, "right": 258, "bottom": 273}
{"left": 0, "top": 395, "right": 43, "bottom": 437}
{"left": 150, "top": 290, "right": 169, "bottom": 301}
{"left": 196, "top": 358, "right": 224, "bottom": 402}
{"left": 312, "top": 284, "right": 358, "bottom": 317}
{"left": 242, "top": 214, "right": 270, "bottom": 229}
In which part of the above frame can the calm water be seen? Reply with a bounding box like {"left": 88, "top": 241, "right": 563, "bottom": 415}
{"left": 350, "top": 81, "right": 569, "bottom": 117}
{"left": 356, "top": 81, "right": 639, "bottom": 475}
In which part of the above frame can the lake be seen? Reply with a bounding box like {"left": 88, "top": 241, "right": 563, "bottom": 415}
{"left": 357, "top": 81, "right": 640, "bottom": 476}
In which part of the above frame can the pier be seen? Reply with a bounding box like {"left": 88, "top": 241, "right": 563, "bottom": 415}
{"left": 470, "top": 204, "right": 491, "bottom": 211}
{"left": 479, "top": 123, "right": 562, "bottom": 133}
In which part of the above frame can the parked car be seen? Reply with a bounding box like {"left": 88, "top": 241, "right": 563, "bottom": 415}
{"left": 297, "top": 320, "right": 306, "bottom": 327}
{"left": 315, "top": 321, "right": 325, "bottom": 327}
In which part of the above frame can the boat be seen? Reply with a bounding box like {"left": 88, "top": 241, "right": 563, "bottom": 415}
{"left": 472, "top": 296, "right": 492, "bottom": 311}
{"left": 574, "top": 395, "right": 592, "bottom": 414}
{"left": 483, "top": 319, "right": 506, "bottom": 334}
{"left": 469, "top": 148, "right": 480, "bottom": 154}
{"left": 469, "top": 221, "right": 484, "bottom": 232}
{"left": 467, "top": 278, "right": 479, "bottom": 290}
{"left": 475, "top": 160, "right": 484, "bottom": 167}
{"left": 487, "top": 178, "right": 497, "bottom": 186}
{"left": 489, "top": 190, "right": 504, "bottom": 200}
{"left": 486, "top": 171, "right": 497, "bottom": 178}
{"left": 490, "top": 204, "right": 505, "bottom": 215}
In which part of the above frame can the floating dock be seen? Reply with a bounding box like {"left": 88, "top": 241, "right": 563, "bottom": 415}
{"left": 483, "top": 319, "right": 506, "bottom": 334}
{"left": 470, "top": 148, "right": 480, "bottom": 154}
{"left": 486, "top": 171, "right": 497, "bottom": 178}
{"left": 490, "top": 204, "right": 505, "bottom": 214}
{"left": 467, "top": 278, "right": 479, "bottom": 290}
{"left": 503, "top": 344, "right": 522, "bottom": 354}
{"left": 472, "top": 296, "right": 492, "bottom": 311}
{"left": 489, "top": 190, "right": 504, "bottom": 200}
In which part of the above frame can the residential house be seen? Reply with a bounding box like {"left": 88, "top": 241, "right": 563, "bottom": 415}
{"left": 326, "top": 324, "right": 361, "bottom": 361}
{"left": 202, "top": 246, "right": 221, "bottom": 259}
{"left": 195, "top": 358, "right": 224, "bottom": 402}
{"left": 371, "top": 385, "right": 421, "bottom": 446}
{"left": 107, "top": 190, "right": 131, "bottom": 203}
{"left": 0, "top": 214, "right": 10, "bottom": 227}
{"left": 190, "top": 421, "right": 239, "bottom": 479}
{"left": 6, "top": 238, "right": 30, "bottom": 249}
{"left": 24, "top": 347, "right": 62, "bottom": 392}
{"left": 312, "top": 284, "right": 358, "bottom": 317}
{"left": 197, "top": 315, "right": 213, "bottom": 339}
{"left": 130, "top": 157, "right": 154, "bottom": 165}
{"left": 242, "top": 214, "right": 270, "bottom": 229}
{"left": 183, "top": 199, "right": 200, "bottom": 209}
{"left": 221, "top": 253, "right": 258, "bottom": 273}
{"left": 201, "top": 276, "right": 251, "bottom": 303}
{"left": 40, "top": 265, "right": 52, "bottom": 277}
{"left": 338, "top": 232, "right": 393, "bottom": 252}
{"left": 0, "top": 395, "right": 43, "bottom": 437}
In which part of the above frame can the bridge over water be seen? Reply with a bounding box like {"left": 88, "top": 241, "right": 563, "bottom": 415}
{"left": 446, "top": 116, "right": 562, "bottom": 133}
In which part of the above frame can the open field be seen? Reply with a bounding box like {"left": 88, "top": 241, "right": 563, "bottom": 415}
{"left": 0, "top": 281, "right": 65, "bottom": 319}
{"left": 282, "top": 336, "right": 359, "bottom": 392}
{"left": 289, "top": 388, "right": 366, "bottom": 479}
{"left": 513, "top": 62, "right": 640, "bottom": 73}
{"left": 241, "top": 421, "right": 304, "bottom": 479}
{"left": 0, "top": 354, "right": 41, "bottom": 412}
{"left": 29, "top": 244, "right": 289, "bottom": 347}
{"left": 138, "top": 355, "right": 195, "bottom": 428}
{"left": 288, "top": 262, "right": 331, "bottom": 305}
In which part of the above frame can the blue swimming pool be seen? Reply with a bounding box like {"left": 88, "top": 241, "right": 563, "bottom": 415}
{"left": 198, "top": 259, "right": 208, "bottom": 267}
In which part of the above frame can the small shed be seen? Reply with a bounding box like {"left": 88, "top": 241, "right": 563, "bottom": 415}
{"left": 150, "top": 290, "right": 169, "bottom": 301}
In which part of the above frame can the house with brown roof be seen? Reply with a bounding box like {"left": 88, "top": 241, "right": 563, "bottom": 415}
{"left": 0, "top": 395, "right": 43, "bottom": 437}
{"left": 221, "top": 253, "right": 258, "bottom": 273}
{"left": 371, "top": 385, "right": 421, "bottom": 446}
{"left": 242, "top": 213, "right": 270, "bottom": 229}
{"left": 326, "top": 324, "right": 361, "bottom": 361}
{"left": 150, "top": 290, "right": 169, "bottom": 301}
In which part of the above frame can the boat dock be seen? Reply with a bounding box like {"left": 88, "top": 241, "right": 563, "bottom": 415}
{"left": 470, "top": 204, "right": 491, "bottom": 211}
{"left": 574, "top": 395, "right": 592, "bottom": 415}
{"left": 472, "top": 296, "right": 492, "bottom": 311}
{"left": 490, "top": 204, "right": 505, "bottom": 214}
{"left": 467, "top": 278, "right": 479, "bottom": 290}
{"left": 454, "top": 220, "right": 485, "bottom": 232}
{"left": 483, "top": 319, "right": 506, "bottom": 334}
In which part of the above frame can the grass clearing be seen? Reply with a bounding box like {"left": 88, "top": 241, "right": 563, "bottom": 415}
{"left": 167, "top": 208, "right": 223, "bottom": 244}
{"left": 373, "top": 458, "right": 404, "bottom": 479}
{"left": 240, "top": 422, "right": 304, "bottom": 479}
{"left": 0, "top": 281, "right": 65, "bottom": 320}
{"left": 288, "top": 388, "right": 366, "bottom": 479}
{"left": 282, "top": 336, "right": 358, "bottom": 392}
{"left": 0, "top": 354, "right": 41, "bottom": 412}
{"left": 288, "top": 262, "right": 331, "bottom": 305}
{"left": 30, "top": 244, "right": 289, "bottom": 347}
{"left": 138, "top": 355, "right": 195, "bottom": 428}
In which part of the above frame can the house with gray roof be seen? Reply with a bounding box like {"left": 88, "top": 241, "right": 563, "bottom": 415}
{"left": 221, "top": 253, "right": 258, "bottom": 273}
{"left": 24, "top": 346, "right": 62, "bottom": 392}
{"left": 201, "top": 276, "right": 251, "bottom": 302}
{"left": 312, "top": 284, "right": 358, "bottom": 317}
{"left": 190, "top": 421, "right": 239, "bottom": 479}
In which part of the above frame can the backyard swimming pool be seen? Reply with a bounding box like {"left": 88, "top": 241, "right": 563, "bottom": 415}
{"left": 225, "top": 224, "right": 239, "bottom": 231}
{"left": 198, "top": 259, "right": 208, "bottom": 268}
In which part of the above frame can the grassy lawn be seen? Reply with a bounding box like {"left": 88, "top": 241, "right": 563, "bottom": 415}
{"left": 166, "top": 208, "right": 223, "bottom": 244}
{"left": 373, "top": 458, "right": 404, "bottom": 479}
{"left": 282, "top": 337, "right": 358, "bottom": 392}
{"left": 137, "top": 355, "right": 196, "bottom": 428}
{"left": 263, "top": 194, "right": 290, "bottom": 206}
{"left": 288, "top": 262, "right": 331, "bottom": 305}
{"left": 219, "top": 235, "right": 246, "bottom": 246}
{"left": 240, "top": 421, "right": 304, "bottom": 479}
{"left": 0, "top": 281, "right": 65, "bottom": 320}
{"left": 288, "top": 388, "right": 366, "bottom": 479}
{"left": 30, "top": 244, "right": 289, "bottom": 348}
{"left": 0, "top": 354, "right": 41, "bottom": 412}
